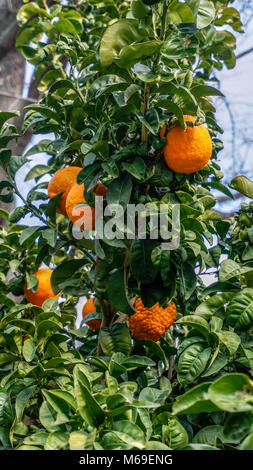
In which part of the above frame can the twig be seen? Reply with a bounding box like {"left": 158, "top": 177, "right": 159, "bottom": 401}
{"left": 237, "top": 46, "right": 253, "bottom": 60}
{"left": 141, "top": 83, "right": 150, "bottom": 144}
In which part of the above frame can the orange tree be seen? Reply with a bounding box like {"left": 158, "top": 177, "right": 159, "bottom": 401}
{"left": 0, "top": 0, "right": 253, "bottom": 451}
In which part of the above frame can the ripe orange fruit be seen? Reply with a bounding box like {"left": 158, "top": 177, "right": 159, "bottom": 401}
{"left": 128, "top": 297, "right": 177, "bottom": 342}
{"left": 48, "top": 167, "right": 81, "bottom": 216}
{"left": 163, "top": 115, "right": 212, "bottom": 174}
{"left": 24, "top": 268, "right": 60, "bottom": 307}
{"left": 82, "top": 297, "right": 101, "bottom": 331}
{"left": 65, "top": 183, "right": 96, "bottom": 230}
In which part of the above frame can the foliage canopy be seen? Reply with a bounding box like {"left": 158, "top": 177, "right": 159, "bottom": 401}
{"left": 0, "top": 0, "right": 253, "bottom": 451}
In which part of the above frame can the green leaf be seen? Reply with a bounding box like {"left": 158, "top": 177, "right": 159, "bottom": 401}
{"left": 133, "top": 63, "right": 158, "bottom": 83}
{"left": 157, "top": 100, "right": 186, "bottom": 129}
{"left": 195, "top": 292, "right": 232, "bottom": 318}
{"left": 0, "top": 111, "right": 19, "bottom": 130}
{"left": 225, "top": 288, "right": 253, "bottom": 330}
{"left": 51, "top": 259, "right": 90, "bottom": 294}
{"left": 191, "top": 85, "right": 224, "bottom": 97}
{"left": 201, "top": 281, "right": 240, "bottom": 298}
{"left": 223, "top": 412, "right": 253, "bottom": 442}
{"left": 106, "top": 174, "right": 132, "bottom": 211}
{"left": 45, "top": 192, "right": 64, "bottom": 223}
{"left": 131, "top": 0, "right": 150, "bottom": 19}
{"left": 23, "top": 432, "right": 48, "bottom": 447}
{"left": 122, "top": 355, "right": 156, "bottom": 369}
{"left": 20, "top": 226, "right": 41, "bottom": 246}
{"left": 87, "top": 75, "right": 128, "bottom": 100}
{"left": 176, "top": 315, "right": 210, "bottom": 338}
{"left": 25, "top": 165, "right": 50, "bottom": 181}
{"left": 139, "top": 387, "right": 167, "bottom": 403}
{"left": 209, "top": 373, "right": 253, "bottom": 412}
{"left": 44, "top": 431, "right": 69, "bottom": 450}
{"left": 42, "top": 228, "right": 57, "bottom": 248}
{"left": 24, "top": 139, "right": 54, "bottom": 158}
{"left": 162, "top": 418, "right": 189, "bottom": 449}
{"left": 201, "top": 355, "right": 228, "bottom": 378}
{"left": 215, "top": 7, "right": 243, "bottom": 33}
{"left": 54, "top": 19, "right": 79, "bottom": 37}
{"left": 137, "top": 108, "right": 160, "bottom": 135}
{"left": 172, "top": 382, "right": 220, "bottom": 415}
{"left": 130, "top": 239, "right": 159, "bottom": 284}
{"left": 15, "top": 385, "right": 36, "bottom": 422}
{"left": 17, "top": 2, "right": 51, "bottom": 24}
{"left": 69, "top": 430, "right": 96, "bottom": 450}
{"left": 9, "top": 206, "right": 29, "bottom": 224}
{"left": 116, "top": 40, "right": 162, "bottom": 68}
{"left": 104, "top": 420, "right": 146, "bottom": 450}
{"left": 180, "top": 262, "right": 197, "bottom": 300}
{"left": 177, "top": 344, "right": 211, "bottom": 387}
{"left": 122, "top": 157, "right": 146, "bottom": 180}
{"left": 215, "top": 331, "right": 240, "bottom": 355}
{"left": 47, "top": 79, "right": 77, "bottom": 96}
{"left": 107, "top": 268, "right": 134, "bottom": 314}
{"left": 193, "top": 425, "right": 231, "bottom": 446}
{"left": 187, "top": 0, "right": 215, "bottom": 29}
{"left": 42, "top": 390, "right": 76, "bottom": 411}
{"left": 0, "top": 180, "right": 14, "bottom": 203}
{"left": 182, "top": 443, "right": 219, "bottom": 450}
{"left": 145, "top": 441, "right": 171, "bottom": 450}
{"left": 229, "top": 176, "right": 253, "bottom": 199}
{"left": 239, "top": 432, "right": 253, "bottom": 450}
{"left": 162, "top": 34, "right": 198, "bottom": 59}
{"left": 99, "top": 19, "right": 147, "bottom": 67}
{"left": 73, "top": 365, "right": 105, "bottom": 426}
{"left": 23, "top": 339, "right": 36, "bottom": 362}
{"left": 99, "top": 323, "right": 132, "bottom": 356}
{"left": 219, "top": 259, "right": 241, "bottom": 282}
{"left": 168, "top": 1, "right": 194, "bottom": 23}
{"left": 39, "top": 401, "right": 60, "bottom": 432}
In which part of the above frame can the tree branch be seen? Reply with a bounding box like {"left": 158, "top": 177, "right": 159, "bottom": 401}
{"left": 237, "top": 46, "right": 253, "bottom": 60}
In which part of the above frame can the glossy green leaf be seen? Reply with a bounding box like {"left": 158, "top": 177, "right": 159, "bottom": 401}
{"left": 229, "top": 176, "right": 253, "bottom": 199}
{"left": 100, "top": 19, "right": 147, "bottom": 67}
{"left": 209, "top": 373, "right": 253, "bottom": 412}
{"left": 216, "top": 331, "right": 240, "bottom": 355}
{"left": 106, "top": 174, "right": 132, "bottom": 211}
{"left": 130, "top": 239, "right": 159, "bottom": 284}
{"left": 162, "top": 418, "right": 189, "bottom": 449}
{"left": 225, "top": 288, "right": 253, "bottom": 330}
{"left": 99, "top": 323, "right": 132, "bottom": 356}
{"left": 177, "top": 344, "right": 211, "bottom": 387}
{"left": 107, "top": 268, "right": 134, "bottom": 314}
{"left": 172, "top": 382, "right": 219, "bottom": 415}
{"left": 176, "top": 315, "right": 210, "bottom": 337}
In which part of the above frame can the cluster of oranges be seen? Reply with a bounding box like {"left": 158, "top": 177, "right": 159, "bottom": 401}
{"left": 24, "top": 268, "right": 100, "bottom": 330}
{"left": 128, "top": 297, "right": 177, "bottom": 342}
{"left": 24, "top": 271, "right": 177, "bottom": 340}
{"left": 48, "top": 166, "right": 107, "bottom": 230}
{"left": 24, "top": 167, "right": 107, "bottom": 327}
{"left": 24, "top": 113, "right": 210, "bottom": 340}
